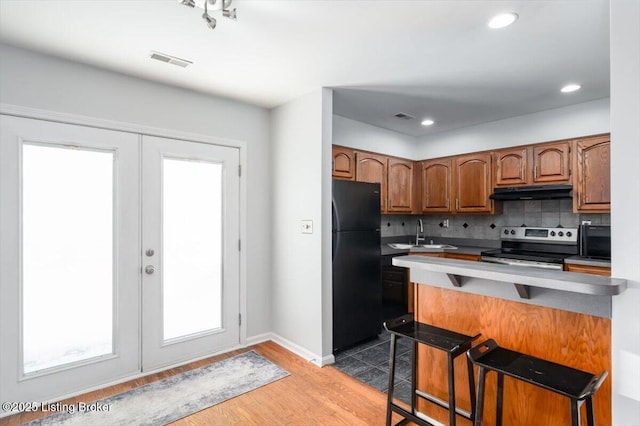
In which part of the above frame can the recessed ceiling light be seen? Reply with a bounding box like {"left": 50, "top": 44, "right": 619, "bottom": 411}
{"left": 561, "top": 84, "right": 581, "bottom": 93}
{"left": 488, "top": 13, "right": 519, "bottom": 29}
{"left": 421, "top": 119, "right": 435, "bottom": 126}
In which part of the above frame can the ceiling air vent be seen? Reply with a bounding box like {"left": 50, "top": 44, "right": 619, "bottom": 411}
{"left": 149, "top": 51, "right": 193, "bottom": 68}
{"left": 393, "top": 112, "right": 415, "bottom": 120}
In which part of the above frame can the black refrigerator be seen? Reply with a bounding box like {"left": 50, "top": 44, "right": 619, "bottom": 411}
{"left": 332, "top": 179, "right": 382, "bottom": 353}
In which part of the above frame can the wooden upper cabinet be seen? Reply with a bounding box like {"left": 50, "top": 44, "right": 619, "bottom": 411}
{"left": 532, "top": 141, "right": 571, "bottom": 183}
{"left": 494, "top": 147, "right": 528, "bottom": 186}
{"left": 387, "top": 158, "right": 414, "bottom": 213}
{"left": 419, "top": 158, "right": 452, "bottom": 213}
{"left": 495, "top": 142, "right": 570, "bottom": 186}
{"left": 332, "top": 146, "right": 356, "bottom": 180}
{"left": 356, "top": 151, "right": 387, "bottom": 211}
{"left": 574, "top": 135, "right": 610, "bottom": 212}
{"left": 454, "top": 153, "right": 493, "bottom": 213}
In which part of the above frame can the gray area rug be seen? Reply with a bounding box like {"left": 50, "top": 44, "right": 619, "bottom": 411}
{"left": 24, "top": 350, "right": 289, "bottom": 426}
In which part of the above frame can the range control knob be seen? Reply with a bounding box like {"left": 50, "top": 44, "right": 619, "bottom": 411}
{"left": 550, "top": 231, "right": 556, "bottom": 236}
{"left": 510, "top": 230, "right": 516, "bottom": 235}
{"left": 558, "top": 231, "right": 564, "bottom": 237}
{"left": 566, "top": 231, "right": 572, "bottom": 237}
{"left": 504, "top": 229, "right": 510, "bottom": 235}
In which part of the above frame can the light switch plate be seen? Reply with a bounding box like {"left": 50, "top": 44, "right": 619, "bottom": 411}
{"left": 301, "top": 220, "right": 313, "bottom": 234}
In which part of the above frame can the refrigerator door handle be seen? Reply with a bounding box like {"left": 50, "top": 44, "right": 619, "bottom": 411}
{"left": 332, "top": 229, "right": 339, "bottom": 262}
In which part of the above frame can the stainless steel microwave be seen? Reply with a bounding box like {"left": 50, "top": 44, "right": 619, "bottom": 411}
{"left": 579, "top": 224, "right": 611, "bottom": 259}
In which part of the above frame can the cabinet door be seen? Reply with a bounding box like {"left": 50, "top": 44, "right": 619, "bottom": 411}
{"left": 454, "top": 153, "right": 493, "bottom": 213}
{"left": 495, "top": 147, "right": 528, "bottom": 186}
{"left": 574, "top": 135, "right": 610, "bottom": 212}
{"left": 387, "top": 158, "right": 414, "bottom": 213}
{"left": 532, "top": 141, "right": 571, "bottom": 183}
{"left": 420, "top": 158, "right": 452, "bottom": 213}
{"left": 564, "top": 263, "right": 611, "bottom": 276}
{"left": 444, "top": 253, "right": 480, "bottom": 261}
{"left": 356, "top": 151, "right": 387, "bottom": 212}
{"left": 332, "top": 145, "right": 356, "bottom": 180}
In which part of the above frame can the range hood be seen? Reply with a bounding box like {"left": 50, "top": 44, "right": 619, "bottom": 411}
{"left": 489, "top": 184, "right": 573, "bottom": 201}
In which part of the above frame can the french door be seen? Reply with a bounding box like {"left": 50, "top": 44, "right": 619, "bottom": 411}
{"left": 0, "top": 115, "right": 240, "bottom": 407}
{"left": 141, "top": 135, "right": 240, "bottom": 370}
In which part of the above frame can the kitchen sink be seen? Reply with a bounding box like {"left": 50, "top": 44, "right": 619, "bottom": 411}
{"left": 421, "top": 244, "right": 458, "bottom": 249}
{"left": 387, "top": 243, "right": 458, "bottom": 250}
{"left": 387, "top": 243, "right": 416, "bottom": 249}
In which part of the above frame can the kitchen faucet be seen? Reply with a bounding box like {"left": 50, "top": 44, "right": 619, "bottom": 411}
{"left": 415, "top": 219, "right": 425, "bottom": 245}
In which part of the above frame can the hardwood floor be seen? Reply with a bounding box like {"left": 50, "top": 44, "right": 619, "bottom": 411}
{"left": 1, "top": 341, "right": 406, "bottom": 425}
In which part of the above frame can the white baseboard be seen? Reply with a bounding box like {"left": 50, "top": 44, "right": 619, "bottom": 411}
{"left": 256, "top": 333, "right": 332, "bottom": 367}
{"left": 244, "top": 332, "right": 272, "bottom": 347}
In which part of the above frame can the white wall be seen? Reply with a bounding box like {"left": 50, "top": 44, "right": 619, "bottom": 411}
{"left": 415, "top": 98, "right": 610, "bottom": 159}
{"left": 271, "top": 90, "right": 327, "bottom": 364}
{"left": 0, "top": 43, "right": 272, "bottom": 340}
{"left": 333, "top": 114, "right": 418, "bottom": 159}
{"left": 321, "top": 89, "right": 335, "bottom": 359}
{"left": 610, "top": 0, "right": 640, "bottom": 422}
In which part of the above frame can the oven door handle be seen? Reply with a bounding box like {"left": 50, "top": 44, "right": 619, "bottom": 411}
{"left": 481, "top": 256, "right": 518, "bottom": 266}
{"left": 480, "top": 256, "right": 563, "bottom": 270}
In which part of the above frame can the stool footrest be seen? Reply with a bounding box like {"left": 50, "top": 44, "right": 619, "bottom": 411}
{"left": 387, "top": 402, "right": 435, "bottom": 426}
{"left": 415, "top": 389, "right": 473, "bottom": 420}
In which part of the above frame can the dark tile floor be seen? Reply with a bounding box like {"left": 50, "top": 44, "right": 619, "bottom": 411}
{"left": 333, "top": 331, "right": 413, "bottom": 405}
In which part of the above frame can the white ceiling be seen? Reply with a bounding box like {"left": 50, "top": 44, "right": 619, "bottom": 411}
{"left": 0, "top": 0, "right": 610, "bottom": 137}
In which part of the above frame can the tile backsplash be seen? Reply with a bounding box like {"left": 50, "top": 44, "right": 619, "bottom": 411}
{"left": 381, "top": 199, "right": 610, "bottom": 240}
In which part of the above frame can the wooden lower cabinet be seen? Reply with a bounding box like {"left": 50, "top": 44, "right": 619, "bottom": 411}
{"left": 564, "top": 263, "right": 611, "bottom": 276}
{"left": 413, "top": 286, "right": 611, "bottom": 426}
{"left": 444, "top": 253, "right": 480, "bottom": 262}
{"left": 412, "top": 252, "right": 480, "bottom": 262}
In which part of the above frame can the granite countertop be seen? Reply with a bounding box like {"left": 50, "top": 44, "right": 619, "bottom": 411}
{"left": 381, "top": 237, "right": 612, "bottom": 269}
{"left": 381, "top": 236, "right": 498, "bottom": 257}
{"left": 392, "top": 255, "right": 626, "bottom": 297}
{"left": 381, "top": 245, "right": 492, "bottom": 256}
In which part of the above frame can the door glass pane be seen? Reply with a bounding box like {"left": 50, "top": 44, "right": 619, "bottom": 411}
{"left": 22, "top": 144, "right": 114, "bottom": 374}
{"left": 162, "top": 158, "right": 222, "bottom": 341}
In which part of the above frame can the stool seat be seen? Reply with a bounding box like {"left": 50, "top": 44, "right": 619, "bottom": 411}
{"left": 384, "top": 314, "right": 480, "bottom": 426}
{"left": 386, "top": 316, "right": 480, "bottom": 355}
{"left": 468, "top": 339, "right": 607, "bottom": 426}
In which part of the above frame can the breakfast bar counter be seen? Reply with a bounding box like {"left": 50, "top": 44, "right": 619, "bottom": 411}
{"left": 392, "top": 255, "right": 624, "bottom": 426}
{"left": 393, "top": 254, "right": 626, "bottom": 318}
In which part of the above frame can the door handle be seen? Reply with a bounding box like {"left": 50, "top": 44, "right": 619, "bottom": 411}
{"left": 145, "top": 265, "right": 155, "bottom": 275}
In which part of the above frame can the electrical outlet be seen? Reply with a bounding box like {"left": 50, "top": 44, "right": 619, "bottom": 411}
{"left": 443, "top": 219, "right": 449, "bottom": 228}
{"left": 301, "top": 220, "right": 313, "bottom": 234}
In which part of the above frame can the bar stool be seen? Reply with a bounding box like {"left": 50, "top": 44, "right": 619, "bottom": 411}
{"left": 384, "top": 314, "right": 481, "bottom": 426}
{"left": 467, "top": 339, "right": 608, "bottom": 426}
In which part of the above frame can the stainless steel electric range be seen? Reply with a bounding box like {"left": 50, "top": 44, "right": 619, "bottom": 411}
{"left": 481, "top": 226, "right": 578, "bottom": 270}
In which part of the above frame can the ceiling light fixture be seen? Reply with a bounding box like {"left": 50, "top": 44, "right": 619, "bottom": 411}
{"left": 561, "top": 83, "right": 581, "bottom": 93}
{"left": 488, "top": 12, "right": 518, "bottom": 29}
{"left": 179, "top": 0, "right": 237, "bottom": 30}
{"left": 421, "top": 119, "right": 435, "bottom": 126}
